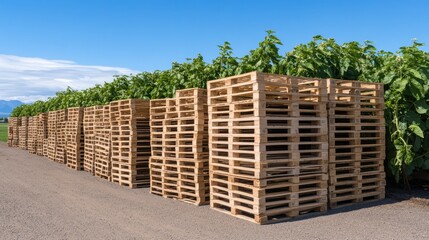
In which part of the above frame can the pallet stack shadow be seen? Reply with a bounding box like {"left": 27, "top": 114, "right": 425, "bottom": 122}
{"left": 149, "top": 88, "right": 209, "bottom": 205}
{"left": 327, "top": 79, "right": 385, "bottom": 208}
{"left": 94, "top": 105, "right": 111, "bottom": 180}
{"left": 66, "top": 107, "right": 84, "bottom": 170}
{"left": 83, "top": 106, "right": 97, "bottom": 174}
{"left": 208, "top": 72, "right": 328, "bottom": 224}
{"left": 27, "top": 116, "right": 38, "bottom": 154}
{"left": 110, "top": 99, "right": 151, "bottom": 188}
{"left": 37, "top": 113, "right": 48, "bottom": 156}
{"left": 54, "top": 109, "right": 68, "bottom": 164}
{"left": 18, "top": 117, "right": 28, "bottom": 150}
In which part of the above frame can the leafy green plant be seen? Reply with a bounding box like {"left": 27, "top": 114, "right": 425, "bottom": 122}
{"left": 10, "top": 31, "right": 429, "bottom": 183}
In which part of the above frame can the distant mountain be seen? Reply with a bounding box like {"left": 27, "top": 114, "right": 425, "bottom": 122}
{"left": 0, "top": 100, "right": 24, "bottom": 117}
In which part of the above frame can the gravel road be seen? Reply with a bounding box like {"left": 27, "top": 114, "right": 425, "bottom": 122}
{"left": 1, "top": 142, "right": 428, "bottom": 240}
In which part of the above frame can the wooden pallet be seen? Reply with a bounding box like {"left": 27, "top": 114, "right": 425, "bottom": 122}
{"left": 149, "top": 88, "right": 209, "bottom": 205}
{"left": 27, "top": 116, "right": 38, "bottom": 154}
{"left": 47, "top": 111, "right": 57, "bottom": 160}
{"left": 7, "top": 124, "right": 13, "bottom": 147}
{"left": 94, "top": 105, "right": 111, "bottom": 180}
{"left": 18, "top": 117, "right": 29, "bottom": 150}
{"left": 9, "top": 117, "right": 21, "bottom": 147}
{"left": 208, "top": 72, "right": 329, "bottom": 224}
{"left": 327, "top": 78, "right": 385, "bottom": 209}
{"left": 111, "top": 161, "right": 150, "bottom": 188}
{"left": 7, "top": 117, "right": 16, "bottom": 147}
{"left": 65, "top": 107, "right": 84, "bottom": 170}
{"left": 54, "top": 109, "right": 68, "bottom": 164}
{"left": 110, "top": 99, "right": 151, "bottom": 188}
{"left": 149, "top": 156, "right": 210, "bottom": 205}
{"left": 210, "top": 171, "right": 328, "bottom": 224}
{"left": 83, "top": 106, "right": 99, "bottom": 174}
{"left": 36, "top": 113, "right": 48, "bottom": 156}
{"left": 327, "top": 79, "right": 384, "bottom": 104}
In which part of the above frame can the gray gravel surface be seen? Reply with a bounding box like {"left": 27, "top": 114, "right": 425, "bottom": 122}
{"left": 1, "top": 142, "right": 429, "bottom": 240}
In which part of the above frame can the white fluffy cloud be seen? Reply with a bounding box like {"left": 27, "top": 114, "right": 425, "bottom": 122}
{"left": 0, "top": 54, "right": 137, "bottom": 103}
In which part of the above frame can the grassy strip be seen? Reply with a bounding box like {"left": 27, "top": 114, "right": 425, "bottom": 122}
{"left": 0, "top": 123, "right": 8, "bottom": 142}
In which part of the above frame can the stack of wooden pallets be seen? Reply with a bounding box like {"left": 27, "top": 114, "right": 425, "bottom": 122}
{"left": 54, "top": 109, "right": 68, "bottom": 164}
{"left": 149, "top": 88, "right": 209, "bottom": 205}
{"left": 7, "top": 124, "right": 13, "bottom": 147}
{"left": 110, "top": 99, "right": 151, "bottom": 188}
{"left": 18, "top": 117, "right": 28, "bottom": 150}
{"left": 327, "top": 79, "right": 385, "bottom": 208}
{"left": 208, "top": 72, "right": 329, "bottom": 224}
{"left": 83, "top": 106, "right": 97, "bottom": 174}
{"left": 66, "top": 107, "right": 84, "bottom": 170}
{"left": 12, "top": 117, "right": 21, "bottom": 147}
{"left": 27, "top": 116, "right": 38, "bottom": 154}
{"left": 36, "top": 113, "right": 48, "bottom": 156}
{"left": 47, "top": 111, "right": 57, "bottom": 161}
{"left": 7, "top": 117, "right": 16, "bottom": 147}
{"left": 94, "top": 105, "right": 111, "bottom": 180}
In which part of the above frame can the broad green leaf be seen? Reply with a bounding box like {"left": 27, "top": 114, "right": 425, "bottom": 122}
{"left": 409, "top": 124, "right": 424, "bottom": 138}
{"left": 409, "top": 69, "right": 424, "bottom": 80}
{"left": 415, "top": 99, "right": 429, "bottom": 114}
{"left": 409, "top": 78, "right": 424, "bottom": 100}
{"left": 383, "top": 73, "right": 395, "bottom": 85}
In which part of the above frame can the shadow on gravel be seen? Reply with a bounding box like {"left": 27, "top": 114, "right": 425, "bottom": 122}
{"left": 277, "top": 198, "right": 399, "bottom": 224}
{"left": 385, "top": 180, "right": 429, "bottom": 207}
{"left": 269, "top": 182, "right": 429, "bottom": 225}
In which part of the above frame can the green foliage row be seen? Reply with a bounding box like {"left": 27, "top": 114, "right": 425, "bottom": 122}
{"left": 11, "top": 31, "right": 429, "bottom": 183}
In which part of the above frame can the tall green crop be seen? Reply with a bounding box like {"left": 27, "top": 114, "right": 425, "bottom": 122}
{"left": 10, "top": 30, "right": 429, "bottom": 184}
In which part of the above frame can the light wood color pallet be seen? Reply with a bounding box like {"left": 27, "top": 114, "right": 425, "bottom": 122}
{"left": 149, "top": 88, "right": 209, "bottom": 205}
{"left": 43, "top": 139, "right": 49, "bottom": 157}
{"left": 27, "top": 116, "right": 38, "bottom": 154}
{"left": 83, "top": 106, "right": 99, "bottom": 174}
{"left": 7, "top": 117, "right": 18, "bottom": 147}
{"left": 12, "top": 117, "right": 21, "bottom": 147}
{"left": 327, "top": 79, "right": 385, "bottom": 209}
{"left": 66, "top": 107, "right": 84, "bottom": 170}
{"left": 150, "top": 157, "right": 209, "bottom": 205}
{"left": 36, "top": 113, "right": 48, "bottom": 156}
{"left": 7, "top": 124, "right": 13, "bottom": 147}
{"left": 94, "top": 105, "right": 111, "bottom": 180}
{"left": 47, "top": 111, "right": 57, "bottom": 161}
{"left": 110, "top": 99, "right": 150, "bottom": 188}
{"left": 208, "top": 72, "right": 329, "bottom": 224}
{"left": 54, "top": 109, "right": 68, "bottom": 164}
{"left": 18, "top": 117, "right": 28, "bottom": 150}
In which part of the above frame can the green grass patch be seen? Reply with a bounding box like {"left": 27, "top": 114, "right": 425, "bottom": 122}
{"left": 0, "top": 123, "right": 8, "bottom": 142}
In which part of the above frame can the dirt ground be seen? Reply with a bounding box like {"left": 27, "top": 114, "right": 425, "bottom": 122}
{"left": 1, "top": 142, "right": 429, "bottom": 240}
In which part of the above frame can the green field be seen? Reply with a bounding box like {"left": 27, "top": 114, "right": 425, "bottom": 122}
{"left": 0, "top": 123, "right": 8, "bottom": 142}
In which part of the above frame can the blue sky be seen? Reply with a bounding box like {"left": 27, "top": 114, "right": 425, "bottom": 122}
{"left": 0, "top": 0, "right": 428, "bottom": 102}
